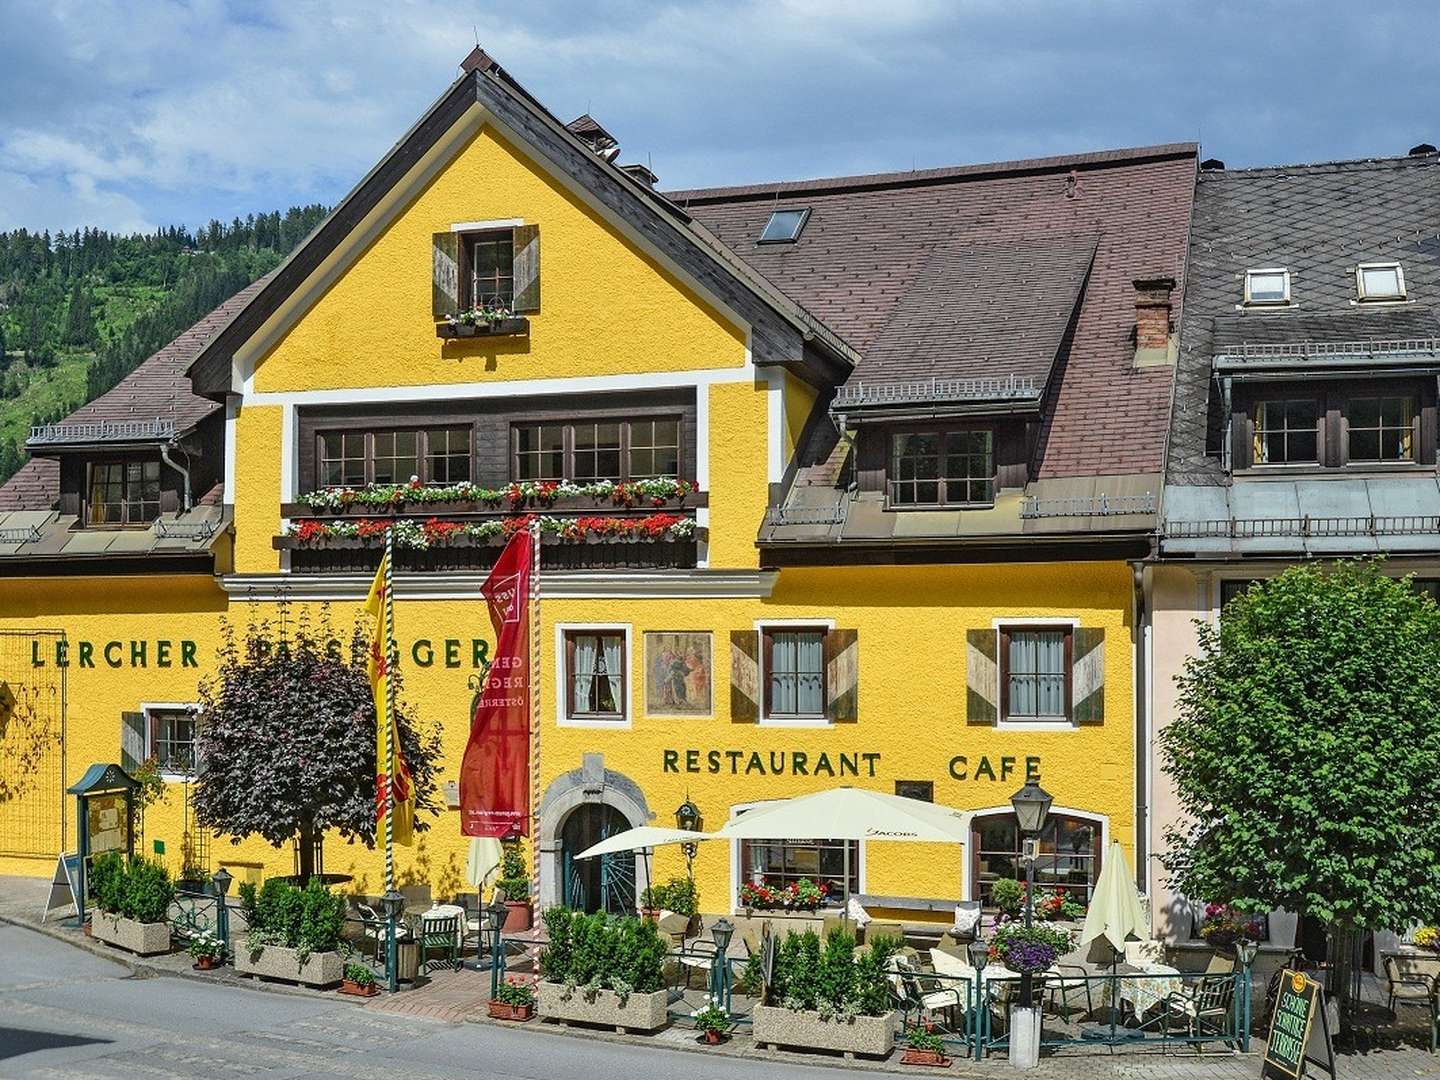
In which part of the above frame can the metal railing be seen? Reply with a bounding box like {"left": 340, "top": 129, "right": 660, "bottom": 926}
{"left": 1164, "top": 514, "right": 1440, "bottom": 539}
{"left": 170, "top": 887, "right": 230, "bottom": 952}
{"left": 1021, "top": 493, "right": 1156, "bottom": 519}
{"left": 28, "top": 418, "right": 177, "bottom": 445}
{"left": 154, "top": 519, "right": 219, "bottom": 540}
{"left": 764, "top": 499, "right": 850, "bottom": 527}
{"left": 1223, "top": 338, "right": 1439, "bottom": 361}
{"left": 833, "top": 375, "right": 1041, "bottom": 410}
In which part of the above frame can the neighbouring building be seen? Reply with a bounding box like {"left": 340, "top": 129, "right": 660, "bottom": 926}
{"left": 0, "top": 49, "right": 1195, "bottom": 923}
{"left": 1150, "top": 146, "right": 1440, "bottom": 967}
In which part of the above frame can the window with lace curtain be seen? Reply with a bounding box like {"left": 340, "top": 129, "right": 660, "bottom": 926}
{"left": 564, "top": 629, "right": 627, "bottom": 721}
{"left": 1000, "top": 625, "right": 1072, "bottom": 722}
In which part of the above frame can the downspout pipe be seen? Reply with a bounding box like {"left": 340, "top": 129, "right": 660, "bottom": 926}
{"left": 1131, "top": 559, "right": 1149, "bottom": 895}
{"left": 161, "top": 440, "right": 193, "bottom": 513}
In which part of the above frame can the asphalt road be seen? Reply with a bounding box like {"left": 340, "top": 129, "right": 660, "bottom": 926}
{"left": 0, "top": 922, "right": 865, "bottom": 1079}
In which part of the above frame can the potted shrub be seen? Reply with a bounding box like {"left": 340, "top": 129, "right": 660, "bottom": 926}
{"left": 537, "top": 908, "right": 670, "bottom": 1033}
{"left": 232, "top": 877, "right": 347, "bottom": 988}
{"left": 640, "top": 876, "right": 699, "bottom": 932}
{"left": 188, "top": 930, "right": 225, "bottom": 970}
{"left": 693, "top": 998, "right": 728, "bottom": 1044}
{"left": 90, "top": 854, "right": 176, "bottom": 957}
{"left": 751, "top": 927, "right": 900, "bottom": 1059}
{"left": 339, "top": 962, "right": 380, "bottom": 998}
{"left": 497, "top": 840, "right": 532, "bottom": 931}
{"left": 901, "top": 1024, "right": 951, "bottom": 1067}
{"left": 989, "top": 923, "right": 1073, "bottom": 1069}
{"left": 1414, "top": 927, "right": 1440, "bottom": 953}
{"left": 489, "top": 978, "right": 537, "bottom": 1021}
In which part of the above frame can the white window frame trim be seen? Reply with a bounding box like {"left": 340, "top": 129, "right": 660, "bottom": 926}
{"left": 727, "top": 799, "right": 867, "bottom": 916}
{"left": 754, "top": 617, "right": 837, "bottom": 728}
{"left": 990, "top": 617, "right": 1081, "bottom": 731}
{"left": 1355, "top": 260, "right": 1407, "bottom": 303}
{"left": 554, "top": 623, "right": 633, "bottom": 730}
{"left": 1242, "top": 267, "right": 1292, "bottom": 306}
{"left": 141, "top": 701, "right": 203, "bottom": 781}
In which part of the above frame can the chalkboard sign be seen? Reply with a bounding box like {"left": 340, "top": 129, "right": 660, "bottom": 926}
{"left": 1263, "top": 970, "right": 1335, "bottom": 1080}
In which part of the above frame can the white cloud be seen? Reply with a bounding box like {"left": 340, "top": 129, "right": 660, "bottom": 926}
{"left": 1, "top": 0, "right": 1439, "bottom": 230}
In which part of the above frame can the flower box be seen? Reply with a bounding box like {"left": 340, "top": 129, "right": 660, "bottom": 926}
{"left": 900, "top": 1048, "right": 951, "bottom": 1067}
{"left": 436, "top": 317, "right": 530, "bottom": 339}
{"left": 488, "top": 1001, "right": 535, "bottom": 1021}
{"left": 339, "top": 978, "right": 381, "bottom": 997}
{"left": 537, "top": 981, "right": 669, "bottom": 1033}
{"left": 90, "top": 911, "right": 173, "bottom": 956}
{"left": 234, "top": 943, "right": 345, "bottom": 988}
{"left": 752, "top": 1004, "right": 896, "bottom": 1059}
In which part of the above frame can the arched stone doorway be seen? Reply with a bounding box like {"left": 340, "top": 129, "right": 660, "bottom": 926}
{"left": 538, "top": 753, "right": 651, "bottom": 912}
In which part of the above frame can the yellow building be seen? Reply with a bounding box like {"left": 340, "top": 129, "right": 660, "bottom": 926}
{"left": 0, "top": 51, "right": 1197, "bottom": 922}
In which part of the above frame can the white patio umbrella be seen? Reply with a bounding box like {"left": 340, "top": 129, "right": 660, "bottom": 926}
{"left": 573, "top": 825, "right": 713, "bottom": 915}
{"left": 572, "top": 825, "right": 711, "bottom": 861}
{"left": 1080, "top": 841, "right": 1148, "bottom": 953}
{"left": 712, "top": 787, "right": 969, "bottom": 918}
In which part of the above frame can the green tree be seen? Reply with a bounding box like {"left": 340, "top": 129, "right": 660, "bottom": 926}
{"left": 193, "top": 607, "right": 444, "bottom": 880}
{"left": 1161, "top": 559, "right": 1440, "bottom": 1020}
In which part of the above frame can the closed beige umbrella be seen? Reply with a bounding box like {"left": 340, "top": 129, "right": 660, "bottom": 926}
{"left": 1080, "top": 841, "right": 1147, "bottom": 953}
{"left": 467, "top": 836, "right": 503, "bottom": 890}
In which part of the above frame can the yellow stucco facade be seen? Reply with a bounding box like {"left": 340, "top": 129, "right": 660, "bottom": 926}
{"left": 0, "top": 105, "right": 1140, "bottom": 920}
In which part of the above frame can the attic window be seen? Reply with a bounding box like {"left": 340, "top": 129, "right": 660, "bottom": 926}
{"left": 1356, "top": 261, "right": 1406, "bottom": 302}
{"left": 759, "top": 208, "right": 810, "bottom": 244}
{"left": 1244, "top": 268, "right": 1291, "bottom": 306}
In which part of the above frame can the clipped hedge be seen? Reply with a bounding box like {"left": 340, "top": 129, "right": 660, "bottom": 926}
{"left": 538, "top": 908, "right": 666, "bottom": 995}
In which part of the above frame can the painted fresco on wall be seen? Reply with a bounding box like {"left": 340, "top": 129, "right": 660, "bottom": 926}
{"left": 644, "top": 632, "right": 712, "bottom": 718}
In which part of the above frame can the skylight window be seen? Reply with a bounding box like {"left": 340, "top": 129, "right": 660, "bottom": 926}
{"left": 1356, "top": 261, "right": 1406, "bottom": 302}
{"left": 759, "top": 208, "right": 810, "bottom": 244}
{"left": 1244, "top": 268, "right": 1291, "bottom": 306}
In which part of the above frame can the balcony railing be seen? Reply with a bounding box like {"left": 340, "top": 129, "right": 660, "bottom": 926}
{"left": 832, "top": 375, "right": 1041, "bottom": 411}
{"left": 28, "top": 418, "right": 177, "bottom": 445}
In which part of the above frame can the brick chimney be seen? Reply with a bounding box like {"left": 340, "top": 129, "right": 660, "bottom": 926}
{"left": 1133, "top": 276, "right": 1175, "bottom": 359}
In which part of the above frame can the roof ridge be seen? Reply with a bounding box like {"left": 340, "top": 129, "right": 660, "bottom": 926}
{"left": 664, "top": 142, "right": 1199, "bottom": 203}
{"left": 1203, "top": 153, "right": 1440, "bottom": 177}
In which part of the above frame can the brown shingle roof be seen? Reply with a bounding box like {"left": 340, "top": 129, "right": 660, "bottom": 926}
{"left": 59, "top": 276, "right": 269, "bottom": 434}
{"left": 0, "top": 457, "right": 59, "bottom": 512}
{"left": 675, "top": 143, "right": 1198, "bottom": 478}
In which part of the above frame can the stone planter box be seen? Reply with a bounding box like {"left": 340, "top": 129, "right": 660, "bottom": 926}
{"left": 90, "top": 912, "right": 173, "bottom": 956}
{"left": 234, "top": 943, "right": 345, "bottom": 988}
{"left": 753, "top": 1004, "right": 896, "bottom": 1059}
{"left": 537, "top": 981, "right": 669, "bottom": 1033}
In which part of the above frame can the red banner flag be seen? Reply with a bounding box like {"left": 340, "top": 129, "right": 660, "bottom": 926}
{"left": 460, "top": 527, "right": 535, "bottom": 838}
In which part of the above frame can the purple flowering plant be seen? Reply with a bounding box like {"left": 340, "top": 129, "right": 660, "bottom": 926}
{"left": 988, "top": 923, "right": 1074, "bottom": 975}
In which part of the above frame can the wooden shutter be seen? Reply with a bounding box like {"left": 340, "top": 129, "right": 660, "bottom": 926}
{"left": 965, "top": 629, "right": 998, "bottom": 725}
{"left": 511, "top": 224, "right": 540, "bottom": 313}
{"left": 120, "top": 711, "right": 147, "bottom": 773}
{"left": 1072, "top": 627, "right": 1105, "bottom": 724}
{"left": 729, "top": 630, "right": 759, "bottom": 723}
{"left": 432, "top": 231, "right": 460, "bottom": 317}
{"left": 824, "top": 629, "right": 859, "bottom": 723}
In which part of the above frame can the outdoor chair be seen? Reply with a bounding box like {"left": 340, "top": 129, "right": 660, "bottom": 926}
{"left": 892, "top": 954, "right": 965, "bottom": 1033}
{"left": 1204, "top": 951, "right": 1238, "bottom": 975}
{"left": 676, "top": 936, "right": 720, "bottom": 989}
{"left": 1384, "top": 954, "right": 1439, "bottom": 1013}
{"left": 357, "top": 901, "right": 411, "bottom": 963}
{"left": 1157, "top": 974, "right": 1236, "bottom": 1042}
{"left": 1044, "top": 950, "right": 1094, "bottom": 1019}
{"left": 416, "top": 913, "right": 461, "bottom": 974}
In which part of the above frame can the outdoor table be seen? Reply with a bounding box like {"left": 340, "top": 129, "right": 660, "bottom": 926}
{"left": 1113, "top": 962, "right": 1184, "bottom": 1016}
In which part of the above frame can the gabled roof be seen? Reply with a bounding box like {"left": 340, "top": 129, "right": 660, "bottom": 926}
{"left": 185, "top": 52, "right": 858, "bottom": 398}
{"left": 679, "top": 143, "right": 1198, "bottom": 480}
{"left": 1168, "top": 151, "right": 1440, "bottom": 487}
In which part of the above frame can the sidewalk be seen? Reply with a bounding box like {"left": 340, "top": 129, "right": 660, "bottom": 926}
{"left": 3, "top": 874, "right": 1437, "bottom": 1078}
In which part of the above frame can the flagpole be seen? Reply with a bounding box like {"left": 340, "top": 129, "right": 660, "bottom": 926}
{"left": 383, "top": 527, "right": 398, "bottom": 994}
{"left": 528, "top": 520, "right": 541, "bottom": 979}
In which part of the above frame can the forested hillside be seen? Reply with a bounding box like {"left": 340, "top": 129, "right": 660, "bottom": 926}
{"left": 0, "top": 206, "right": 328, "bottom": 484}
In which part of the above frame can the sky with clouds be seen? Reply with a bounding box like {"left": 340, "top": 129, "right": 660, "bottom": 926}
{"left": 3, "top": 0, "right": 1439, "bottom": 234}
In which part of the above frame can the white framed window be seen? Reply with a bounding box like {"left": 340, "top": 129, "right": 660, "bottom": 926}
{"left": 1356, "top": 261, "right": 1406, "bottom": 302}
{"left": 555, "top": 624, "right": 632, "bottom": 728}
{"left": 143, "top": 703, "right": 202, "bottom": 779}
{"left": 1243, "top": 267, "right": 1291, "bottom": 306}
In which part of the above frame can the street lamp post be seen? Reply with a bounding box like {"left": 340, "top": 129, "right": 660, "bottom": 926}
{"left": 210, "top": 867, "right": 233, "bottom": 954}
{"left": 380, "top": 888, "right": 405, "bottom": 994}
{"left": 1235, "top": 937, "right": 1258, "bottom": 1052}
{"left": 709, "top": 917, "right": 735, "bottom": 1014}
{"left": 968, "top": 936, "right": 990, "bottom": 1061}
{"left": 1009, "top": 778, "right": 1053, "bottom": 1006}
